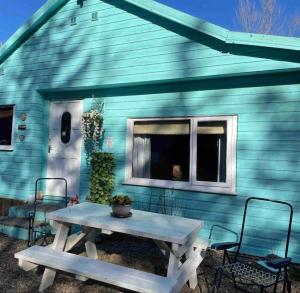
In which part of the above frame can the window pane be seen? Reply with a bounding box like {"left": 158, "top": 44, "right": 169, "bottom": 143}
{"left": 0, "top": 106, "right": 13, "bottom": 146}
{"left": 61, "top": 112, "right": 71, "bottom": 144}
{"left": 197, "top": 121, "right": 226, "bottom": 182}
{"left": 133, "top": 120, "right": 190, "bottom": 181}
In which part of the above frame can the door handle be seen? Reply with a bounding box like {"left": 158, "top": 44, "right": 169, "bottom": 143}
{"left": 48, "top": 140, "right": 52, "bottom": 153}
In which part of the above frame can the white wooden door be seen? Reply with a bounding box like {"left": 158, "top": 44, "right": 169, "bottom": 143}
{"left": 47, "top": 101, "right": 83, "bottom": 197}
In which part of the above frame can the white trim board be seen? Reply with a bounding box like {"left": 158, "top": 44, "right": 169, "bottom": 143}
{"left": 125, "top": 115, "right": 237, "bottom": 195}
{"left": 0, "top": 105, "right": 15, "bottom": 152}
{"left": 47, "top": 100, "right": 83, "bottom": 196}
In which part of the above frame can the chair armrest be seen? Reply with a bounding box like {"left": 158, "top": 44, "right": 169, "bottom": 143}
{"left": 211, "top": 242, "right": 239, "bottom": 251}
{"left": 267, "top": 257, "right": 292, "bottom": 269}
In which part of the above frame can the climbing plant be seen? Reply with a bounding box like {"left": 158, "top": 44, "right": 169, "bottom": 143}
{"left": 87, "top": 152, "right": 115, "bottom": 204}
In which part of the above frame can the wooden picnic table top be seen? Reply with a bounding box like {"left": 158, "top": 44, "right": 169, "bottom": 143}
{"left": 46, "top": 202, "right": 203, "bottom": 245}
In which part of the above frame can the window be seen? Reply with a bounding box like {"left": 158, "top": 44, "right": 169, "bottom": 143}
{"left": 0, "top": 106, "right": 14, "bottom": 151}
{"left": 196, "top": 121, "right": 226, "bottom": 182}
{"left": 126, "top": 116, "right": 237, "bottom": 194}
{"left": 61, "top": 112, "right": 71, "bottom": 144}
{"left": 132, "top": 120, "right": 190, "bottom": 181}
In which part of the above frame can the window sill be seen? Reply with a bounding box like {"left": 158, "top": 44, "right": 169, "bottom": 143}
{"left": 123, "top": 178, "right": 237, "bottom": 196}
{"left": 0, "top": 146, "right": 13, "bottom": 151}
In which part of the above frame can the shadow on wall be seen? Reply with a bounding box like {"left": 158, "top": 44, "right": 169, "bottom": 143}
{"left": 0, "top": 0, "right": 299, "bottom": 262}
{"left": 0, "top": 3, "right": 94, "bottom": 200}
{"left": 94, "top": 0, "right": 300, "bottom": 260}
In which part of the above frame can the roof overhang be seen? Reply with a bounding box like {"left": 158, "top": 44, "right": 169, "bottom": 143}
{"left": 1, "top": 0, "right": 300, "bottom": 66}
{"left": 123, "top": 0, "right": 300, "bottom": 51}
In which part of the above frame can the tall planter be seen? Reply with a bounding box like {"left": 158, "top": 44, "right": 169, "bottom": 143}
{"left": 87, "top": 152, "right": 115, "bottom": 204}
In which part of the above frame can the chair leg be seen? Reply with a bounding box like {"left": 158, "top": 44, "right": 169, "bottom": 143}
{"left": 27, "top": 228, "right": 31, "bottom": 247}
{"left": 287, "top": 280, "right": 292, "bottom": 293}
{"left": 281, "top": 267, "right": 291, "bottom": 293}
{"left": 231, "top": 272, "right": 238, "bottom": 289}
{"left": 211, "top": 270, "right": 219, "bottom": 293}
{"left": 273, "top": 269, "right": 282, "bottom": 293}
{"left": 283, "top": 275, "right": 287, "bottom": 293}
{"left": 33, "top": 230, "right": 38, "bottom": 245}
{"left": 283, "top": 267, "right": 292, "bottom": 293}
{"left": 27, "top": 217, "right": 33, "bottom": 247}
{"left": 222, "top": 250, "right": 230, "bottom": 265}
{"left": 211, "top": 269, "right": 223, "bottom": 293}
{"left": 222, "top": 251, "right": 227, "bottom": 265}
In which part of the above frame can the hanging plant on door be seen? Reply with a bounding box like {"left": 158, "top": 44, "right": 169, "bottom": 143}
{"left": 81, "top": 105, "right": 104, "bottom": 156}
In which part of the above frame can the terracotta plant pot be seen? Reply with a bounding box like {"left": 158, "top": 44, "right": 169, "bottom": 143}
{"left": 111, "top": 204, "right": 131, "bottom": 217}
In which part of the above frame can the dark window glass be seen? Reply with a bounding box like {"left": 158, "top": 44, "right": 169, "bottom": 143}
{"left": 0, "top": 106, "right": 13, "bottom": 146}
{"left": 61, "top": 112, "right": 71, "bottom": 144}
{"left": 197, "top": 121, "right": 227, "bottom": 182}
{"left": 132, "top": 120, "right": 190, "bottom": 181}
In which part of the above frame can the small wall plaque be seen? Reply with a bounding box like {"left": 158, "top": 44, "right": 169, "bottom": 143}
{"left": 20, "top": 113, "right": 27, "bottom": 121}
{"left": 92, "top": 12, "right": 98, "bottom": 21}
{"left": 106, "top": 137, "right": 114, "bottom": 149}
{"left": 18, "top": 125, "right": 27, "bottom": 131}
{"left": 70, "top": 16, "right": 77, "bottom": 26}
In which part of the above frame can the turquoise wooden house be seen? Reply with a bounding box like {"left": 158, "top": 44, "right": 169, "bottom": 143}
{"left": 0, "top": 0, "right": 300, "bottom": 262}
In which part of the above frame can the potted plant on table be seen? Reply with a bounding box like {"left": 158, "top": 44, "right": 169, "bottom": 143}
{"left": 110, "top": 195, "right": 133, "bottom": 218}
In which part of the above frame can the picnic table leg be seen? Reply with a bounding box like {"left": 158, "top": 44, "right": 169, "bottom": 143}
{"left": 167, "top": 243, "right": 180, "bottom": 277}
{"left": 85, "top": 229, "right": 98, "bottom": 259}
{"left": 185, "top": 247, "right": 198, "bottom": 289}
{"left": 39, "top": 222, "right": 70, "bottom": 292}
{"left": 167, "top": 241, "right": 201, "bottom": 290}
{"left": 76, "top": 228, "right": 99, "bottom": 282}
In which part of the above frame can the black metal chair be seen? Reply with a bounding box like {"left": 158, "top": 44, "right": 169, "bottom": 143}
{"left": 27, "top": 178, "right": 68, "bottom": 247}
{"left": 211, "top": 197, "right": 293, "bottom": 293}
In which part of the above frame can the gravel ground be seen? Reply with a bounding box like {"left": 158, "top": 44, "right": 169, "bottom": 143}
{"left": 0, "top": 233, "right": 299, "bottom": 293}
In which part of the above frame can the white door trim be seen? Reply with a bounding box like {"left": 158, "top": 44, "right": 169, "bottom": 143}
{"left": 47, "top": 100, "right": 83, "bottom": 197}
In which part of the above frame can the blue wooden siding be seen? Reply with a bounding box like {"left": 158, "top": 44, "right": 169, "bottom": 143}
{"left": 2, "top": 0, "right": 300, "bottom": 91}
{"left": 79, "top": 82, "right": 300, "bottom": 261}
{"left": 0, "top": 93, "right": 48, "bottom": 200}
{"left": 0, "top": 0, "right": 299, "bottom": 261}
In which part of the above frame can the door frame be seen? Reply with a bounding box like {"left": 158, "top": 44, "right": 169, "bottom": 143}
{"left": 46, "top": 100, "right": 83, "bottom": 196}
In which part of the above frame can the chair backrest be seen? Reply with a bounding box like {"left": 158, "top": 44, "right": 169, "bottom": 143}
{"left": 34, "top": 178, "right": 68, "bottom": 209}
{"left": 208, "top": 224, "right": 239, "bottom": 243}
{"left": 236, "top": 197, "right": 293, "bottom": 259}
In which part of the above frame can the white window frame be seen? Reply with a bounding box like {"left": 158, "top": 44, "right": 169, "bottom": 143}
{"left": 125, "top": 115, "right": 237, "bottom": 195}
{"left": 0, "top": 105, "right": 15, "bottom": 151}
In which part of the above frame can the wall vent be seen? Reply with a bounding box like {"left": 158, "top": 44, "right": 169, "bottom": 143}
{"left": 70, "top": 16, "right": 77, "bottom": 26}
{"left": 92, "top": 12, "right": 98, "bottom": 21}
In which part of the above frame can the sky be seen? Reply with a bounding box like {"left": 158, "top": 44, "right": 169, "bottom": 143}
{"left": 0, "top": 0, "right": 299, "bottom": 43}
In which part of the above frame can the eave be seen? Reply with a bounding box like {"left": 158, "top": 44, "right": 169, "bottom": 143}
{"left": 1, "top": 0, "right": 300, "bottom": 67}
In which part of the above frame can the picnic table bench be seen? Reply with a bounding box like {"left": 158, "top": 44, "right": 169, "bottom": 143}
{"left": 15, "top": 202, "right": 206, "bottom": 293}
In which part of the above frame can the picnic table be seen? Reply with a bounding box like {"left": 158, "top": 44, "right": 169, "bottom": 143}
{"left": 15, "top": 202, "right": 206, "bottom": 293}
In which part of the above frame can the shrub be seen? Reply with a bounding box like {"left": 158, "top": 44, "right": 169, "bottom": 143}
{"left": 110, "top": 195, "right": 133, "bottom": 205}
{"left": 87, "top": 152, "right": 115, "bottom": 204}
